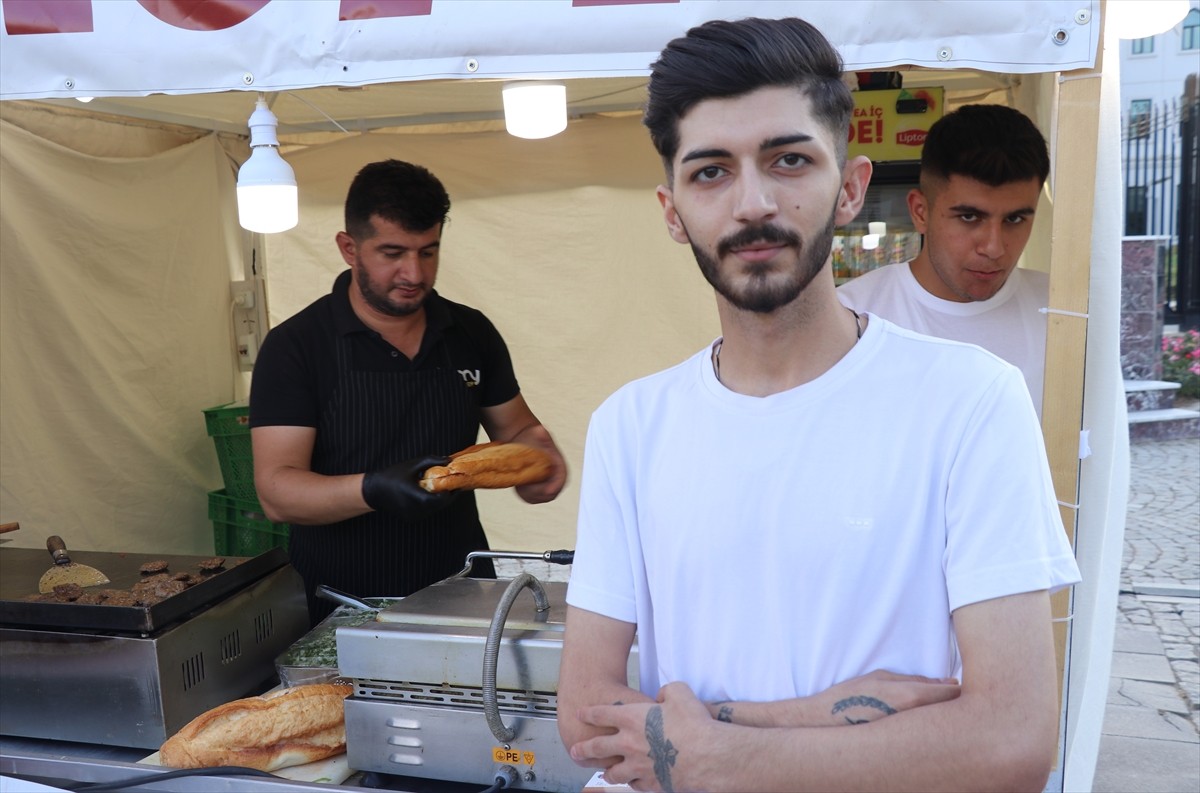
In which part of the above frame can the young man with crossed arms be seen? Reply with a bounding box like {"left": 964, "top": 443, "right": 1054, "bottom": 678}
{"left": 558, "top": 17, "right": 1079, "bottom": 792}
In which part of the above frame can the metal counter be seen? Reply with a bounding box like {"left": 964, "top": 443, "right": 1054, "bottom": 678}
{"left": 0, "top": 736, "right": 364, "bottom": 792}
{"left": 0, "top": 736, "right": 550, "bottom": 792}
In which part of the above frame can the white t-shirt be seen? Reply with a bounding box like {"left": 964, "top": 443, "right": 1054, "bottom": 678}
{"left": 837, "top": 262, "right": 1048, "bottom": 418}
{"left": 567, "top": 317, "right": 1079, "bottom": 703}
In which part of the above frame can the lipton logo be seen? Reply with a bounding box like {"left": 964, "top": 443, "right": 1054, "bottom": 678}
{"left": 896, "top": 129, "right": 927, "bottom": 146}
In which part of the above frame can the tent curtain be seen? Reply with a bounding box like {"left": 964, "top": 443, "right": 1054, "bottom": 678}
{"left": 0, "top": 110, "right": 721, "bottom": 556}
{"left": 0, "top": 118, "right": 244, "bottom": 553}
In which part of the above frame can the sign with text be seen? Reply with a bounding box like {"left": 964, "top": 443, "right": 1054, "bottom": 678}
{"left": 848, "top": 87, "right": 945, "bottom": 163}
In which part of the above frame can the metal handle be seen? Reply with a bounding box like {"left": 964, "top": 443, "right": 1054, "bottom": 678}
{"left": 46, "top": 535, "right": 72, "bottom": 565}
{"left": 315, "top": 584, "right": 376, "bottom": 611}
{"left": 445, "top": 548, "right": 575, "bottom": 581}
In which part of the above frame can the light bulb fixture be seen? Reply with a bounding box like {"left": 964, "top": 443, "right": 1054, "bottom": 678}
{"left": 868, "top": 221, "right": 887, "bottom": 237}
{"left": 1108, "top": 0, "right": 1189, "bottom": 39}
{"left": 502, "top": 82, "right": 567, "bottom": 139}
{"left": 236, "top": 96, "right": 298, "bottom": 233}
{"left": 75, "top": 96, "right": 94, "bottom": 103}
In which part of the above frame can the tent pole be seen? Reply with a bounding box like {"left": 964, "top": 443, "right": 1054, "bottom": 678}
{"left": 1042, "top": 19, "right": 1104, "bottom": 781}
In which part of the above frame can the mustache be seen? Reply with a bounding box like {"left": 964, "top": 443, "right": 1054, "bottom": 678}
{"left": 716, "top": 224, "right": 801, "bottom": 259}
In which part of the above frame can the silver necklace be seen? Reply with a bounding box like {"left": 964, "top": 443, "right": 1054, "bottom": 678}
{"left": 712, "top": 307, "right": 863, "bottom": 384}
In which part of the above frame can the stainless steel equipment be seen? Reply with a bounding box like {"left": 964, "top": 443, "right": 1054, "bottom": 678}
{"left": 338, "top": 571, "right": 638, "bottom": 791}
{"left": 0, "top": 546, "right": 308, "bottom": 750}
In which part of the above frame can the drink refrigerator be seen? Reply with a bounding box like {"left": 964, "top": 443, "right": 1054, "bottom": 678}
{"left": 834, "top": 82, "right": 945, "bottom": 284}
{"left": 834, "top": 161, "right": 924, "bottom": 284}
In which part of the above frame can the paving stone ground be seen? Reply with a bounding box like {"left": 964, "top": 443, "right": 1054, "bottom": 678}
{"left": 1117, "top": 437, "right": 1200, "bottom": 733}
{"left": 1095, "top": 435, "right": 1200, "bottom": 793}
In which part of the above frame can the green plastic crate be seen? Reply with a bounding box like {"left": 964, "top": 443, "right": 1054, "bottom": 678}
{"left": 208, "top": 488, "right": 289, "bottom": 556}
{"left": 203, "top": 401, "right": 257, "bottom": 499}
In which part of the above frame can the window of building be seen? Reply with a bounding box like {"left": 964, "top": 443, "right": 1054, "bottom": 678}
{"left": 1125, "top": 186, "right": 1148, "bottom": 236}
{"left": 1128, "top": 99, "right": 1152, "bottom": 138}
{"left": 1131, "top": 36, "right": 1154, "bottom": 54}
{"left": 1184, "top": 8, "right": 1200, "bottom": 50}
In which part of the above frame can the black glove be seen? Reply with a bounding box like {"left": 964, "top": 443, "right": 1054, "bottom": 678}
{"left": 362, "top": 454, "right": 455, "bottom": 518}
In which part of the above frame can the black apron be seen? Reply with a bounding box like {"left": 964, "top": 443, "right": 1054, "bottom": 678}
{"left": 289, "top": 334, "right": 496, "bottom": 625}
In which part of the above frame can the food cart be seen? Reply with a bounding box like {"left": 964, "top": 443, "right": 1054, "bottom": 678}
{"left": 0, "top": 1, "right": 1129, "bottom": 790}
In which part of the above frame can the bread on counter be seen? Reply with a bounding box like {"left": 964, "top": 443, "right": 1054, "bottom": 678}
{"left": 159, "top": 683, "right": 352, "bottom": 772}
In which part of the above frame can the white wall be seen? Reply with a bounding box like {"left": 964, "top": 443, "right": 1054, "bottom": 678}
{"left": 1118, "top": 1, "right": 1199, "bottom": 107}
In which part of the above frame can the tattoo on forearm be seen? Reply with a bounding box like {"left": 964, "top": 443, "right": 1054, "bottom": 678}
{"left": 645, "top": 705, "right": 678, "bottom": 792}
{"left": 708, "top": 700, "right": 735, "bottom": 723}
{"left": 831, "top": 695, "right": 898, "bottom": 725}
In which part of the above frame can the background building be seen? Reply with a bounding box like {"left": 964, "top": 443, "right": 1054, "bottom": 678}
{"left": 1118, "top": 1, "right": 1199, "bottom": 328}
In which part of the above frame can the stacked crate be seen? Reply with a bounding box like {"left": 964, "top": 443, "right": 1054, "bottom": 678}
{"left": 203, "top": 401, "right": 290, "bottom": 555}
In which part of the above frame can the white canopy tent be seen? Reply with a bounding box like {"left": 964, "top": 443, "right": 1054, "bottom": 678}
{"left": 0, "top": 2, "right": 1127, "bottom": 788}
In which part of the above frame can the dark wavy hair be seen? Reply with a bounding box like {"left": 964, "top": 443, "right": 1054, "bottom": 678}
{"left": 344, "top": 159, "right": 451, "bottom": 240}
{"left": 920, "top": 105, "right": 1050, "bottom": 189}
{"left": 643, "top": 17, "right": 853, "bottom": 177}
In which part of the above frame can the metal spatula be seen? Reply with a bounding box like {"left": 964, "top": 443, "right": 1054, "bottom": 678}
{"left": 316, "top": 584, "right": 378, "bottom": 612}
{"left": 38, "top": 535, "right": 111, "bottom": 593}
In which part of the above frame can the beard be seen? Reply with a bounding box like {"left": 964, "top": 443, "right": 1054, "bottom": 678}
{"left": 687, "top": 203, "right": 838, "bottom": 314}
{"left": 353, "top": 257, "right": 426, "bottom": 317}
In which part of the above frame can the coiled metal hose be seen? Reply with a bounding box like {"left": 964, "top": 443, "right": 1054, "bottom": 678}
{"left": 482, "top": 572, "right": 550, "bottom": 742}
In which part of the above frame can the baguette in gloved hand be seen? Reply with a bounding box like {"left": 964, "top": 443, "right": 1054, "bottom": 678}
{"left": 420, "top": 442, "right": 553, "bottom": 493}
{"left": 159, "top": 683, "right": 352, "bottom": 772}
{"left": 362, "top": 454, "right": 453, "bottom": 517}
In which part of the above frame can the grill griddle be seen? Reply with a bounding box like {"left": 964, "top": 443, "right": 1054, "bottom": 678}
{"left": 0, "top": 546, "right": 288, "bottom": 633}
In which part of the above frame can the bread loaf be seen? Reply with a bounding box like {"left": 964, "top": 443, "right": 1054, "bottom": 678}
{"left": 420, "top": 442, "right": 553, "bottom": 493}
{"left": 159, "top": 683, "right": 352, "bottom": 771}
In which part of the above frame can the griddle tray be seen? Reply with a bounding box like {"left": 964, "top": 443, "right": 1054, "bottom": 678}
{"left": 0, "top": 546, "right": 288, "bottom": 633}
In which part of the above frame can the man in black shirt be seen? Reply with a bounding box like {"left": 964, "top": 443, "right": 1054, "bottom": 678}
{"left": 250, "top": 159, "right": 567, "bottom": 624}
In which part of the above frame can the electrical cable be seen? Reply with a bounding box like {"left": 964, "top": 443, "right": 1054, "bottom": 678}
{"left": 480, "top": 764, "right": 517, "bottom": 792}
{"left": 284, "top": 91, "right": 352, "bottom": 135}
{"left": 227, "top": 292, "right": 242, "bottom": 395}
{"left": 64, "top": 765, "right": 278, "bottom": 791}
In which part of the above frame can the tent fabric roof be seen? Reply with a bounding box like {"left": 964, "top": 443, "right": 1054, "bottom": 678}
{"left": 2, "top": 0, "right": 1099, "bottom": 136}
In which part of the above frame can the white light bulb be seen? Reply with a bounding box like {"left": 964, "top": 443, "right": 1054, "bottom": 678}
{"left": 237, "top": 182, "right": 298, "bottom": 234}
{"left": 236, "top": 98, "right": 298, "bottom": 234}
{"left": 502, "top": 82, "right": 567, "bottom": 139}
